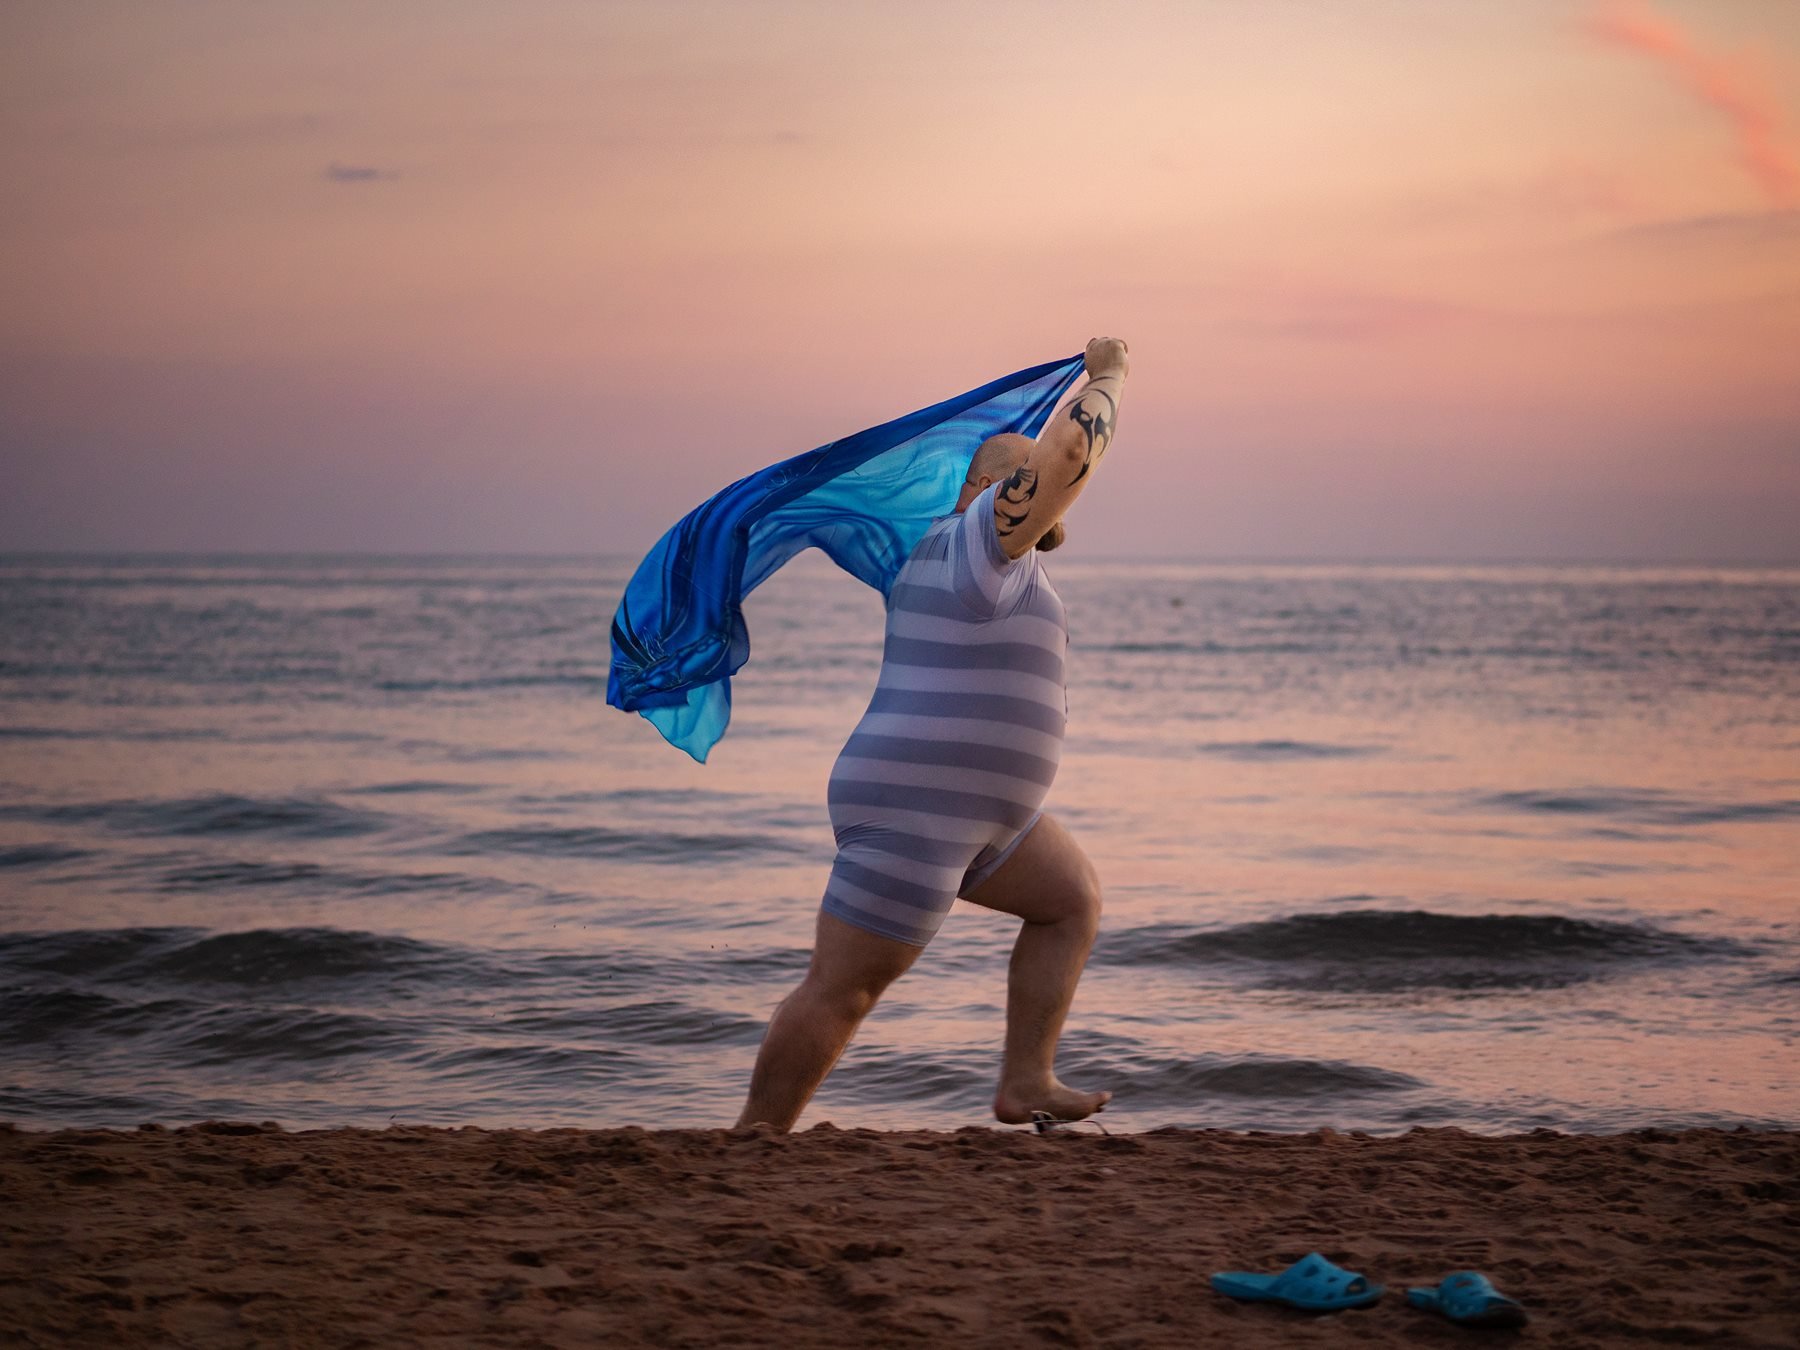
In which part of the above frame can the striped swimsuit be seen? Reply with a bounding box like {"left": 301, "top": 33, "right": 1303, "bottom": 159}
{"left": 820, "top": 481, "right": 1067, "bottom": 946}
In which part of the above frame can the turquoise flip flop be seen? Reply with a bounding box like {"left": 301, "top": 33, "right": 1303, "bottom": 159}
{"left": 1210, "top": 1252, "right": 1384, "bottom": 1312}
{"left": 1406, "top": 1271, "right": 1528, "bottom": 1328}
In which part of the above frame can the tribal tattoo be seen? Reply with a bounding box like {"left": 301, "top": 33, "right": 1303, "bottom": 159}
{"left": 994, "top": 464, "right": 1040, "bottom": 537}
{"left": 1064, "top": 385, "right": 1117, "bottom": 485}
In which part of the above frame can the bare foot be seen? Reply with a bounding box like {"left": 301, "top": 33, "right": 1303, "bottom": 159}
{"left": 993, "top": 1077, "right": 1111, "bottom": 1126}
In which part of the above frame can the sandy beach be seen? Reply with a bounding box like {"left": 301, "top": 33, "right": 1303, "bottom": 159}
{"left": 2, "top": 1121, "right": 1794, "bottom": 1348}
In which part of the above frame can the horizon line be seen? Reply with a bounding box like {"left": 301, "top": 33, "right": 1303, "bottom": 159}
{"left": 3, "top": 549, "right": 1798, "bottom": 571}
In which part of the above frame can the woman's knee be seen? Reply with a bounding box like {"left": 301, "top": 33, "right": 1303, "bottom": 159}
{"left": 1029, "top": 856, "right": 1101, "bottom": 934}
{"left": 806, "top": 911, "right": 920, "bottom": 1013}
{"left": 1068, "top": 862, "right": 1103, "bottom": 934}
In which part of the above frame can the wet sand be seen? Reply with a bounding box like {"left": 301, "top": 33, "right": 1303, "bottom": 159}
{"left": 2, "top": 1121, "right": 1795, "bottom": 1347}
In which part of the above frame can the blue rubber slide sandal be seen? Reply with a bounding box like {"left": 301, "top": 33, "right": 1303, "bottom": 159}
{"left": 1406, "top": 1271, "right": 1529, "bottom": 1328}
{"left": 1209, "top": 1252, "right": 1384, "bottom": 1311}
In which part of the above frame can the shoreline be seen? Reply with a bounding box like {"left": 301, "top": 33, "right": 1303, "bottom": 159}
{"left": 4, "top": 1122, "right": 1795, "bottom": 1347}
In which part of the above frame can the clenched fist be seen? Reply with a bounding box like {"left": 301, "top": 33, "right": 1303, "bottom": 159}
{"left": 1085, "top": 336, "right": 1129, "bottom": 380}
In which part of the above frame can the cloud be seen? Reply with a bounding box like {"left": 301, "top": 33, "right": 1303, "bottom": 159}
{"left": 324, "top": 162, "right": 400, "bottom": 183}
{"left": 43, "top": 112, "right": 333, "bottom": 155}
{"left": 1228, "top": 286, "right": 1487, "bottom": 343}
{"left": 1595, "top": 207, "right": 1800, "bottom": 245}
{"left": 1392, "top": 163, "right": 1642, "bottom": 231}
{"left": 1587, "top": 0, "right": 1800, "bottom": 209}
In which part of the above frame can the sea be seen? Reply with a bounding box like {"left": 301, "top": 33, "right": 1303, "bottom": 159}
{"left": 2, "top": 553, "right": 1796, "bottom": 1135}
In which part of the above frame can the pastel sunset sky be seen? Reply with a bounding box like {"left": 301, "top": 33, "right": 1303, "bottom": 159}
{"left": 4, "top": 0, "right": 1797, "bottom": 560}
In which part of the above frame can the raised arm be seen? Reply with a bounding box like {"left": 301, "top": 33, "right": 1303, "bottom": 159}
{"left": 993, "top": 337, "right": 1129, "bottom": 558}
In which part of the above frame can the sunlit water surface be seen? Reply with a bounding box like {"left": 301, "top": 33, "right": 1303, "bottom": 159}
{"left": 1, "top": 554, "right": 1796, "bottom": 1133}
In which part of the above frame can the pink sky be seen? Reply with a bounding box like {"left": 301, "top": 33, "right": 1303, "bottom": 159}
{"left": 3, "top": 0, "right": 1797, "bottom": 560}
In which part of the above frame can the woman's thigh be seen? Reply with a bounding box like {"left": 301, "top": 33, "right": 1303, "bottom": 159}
{"left": 957, "top": 813, "right": 1100, "bottom": 925}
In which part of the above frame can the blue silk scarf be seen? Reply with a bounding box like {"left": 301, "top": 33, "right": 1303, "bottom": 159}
{"left": 607, "top": 354, "right": 1085, "bottom": 761}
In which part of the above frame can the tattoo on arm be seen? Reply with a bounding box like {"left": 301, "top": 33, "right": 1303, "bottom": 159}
{"left": 1065, "top": 385, "right": 1117, "bottom": 486}
{"left": 994, "top": 465, "right": 1039, "bottom": 536}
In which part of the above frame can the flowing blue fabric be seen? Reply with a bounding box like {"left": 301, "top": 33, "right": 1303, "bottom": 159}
{"left": 607, "top": 354, "right": 1085, "bottom": 761}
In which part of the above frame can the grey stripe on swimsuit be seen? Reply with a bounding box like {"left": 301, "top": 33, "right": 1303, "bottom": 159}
{"left": 821, "top": 481, "right": 1067, "bottom": 946}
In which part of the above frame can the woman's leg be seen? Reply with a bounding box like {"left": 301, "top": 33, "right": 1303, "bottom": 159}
{"left": 960, "top": 813, "right": 1109, "bottom": 1123}
{"left": 735, "top": 911, "right": 921, "bottom": 1131}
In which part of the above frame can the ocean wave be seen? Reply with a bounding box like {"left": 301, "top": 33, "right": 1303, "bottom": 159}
{"left": 147, "top": 859, "right": 337, "bottom": 892}
{"left": 147, "top": 858, "right": 505, "bottom": 898}
{"left": 510, "top": 787, "right": 750, "bottom": 810}
{"left": 1098, "top": 909, "right": 1746, "bottom": 992}
{"left": 1195, "top": 739, "right": 1380, "bottom": 762}
{"left": 499, "top": 1000, "right": 764, "bottom": 1046}
{"left": 443, "top": 824, "right": 803, "bottom": 862}
{"left": 0, "top": 984, "right": 412, "bottom": 1062}
{"left": 503, "top": 949, "right": 674, "bottom": 993}
{"left": 1475, "top": 788, "right": 1800, "bottom": 828}
{"left": 0, "top": 1084, "right": 167, "bottom": 1121}
{"left": 504, "top": 786, "right": 809, "bottom": 830}
{"left": 411, "top": 1042, "right": 642, "bottom": 1082}
{"left": 390, "top": 740, "right": 565, "bottom": 764}
{"left": 130, "top": 928, "right": 466, "bottom": 987}
{"left": 0, "top": 725, "right": 227, "bottom": 742}
{"left": 0, "top": 792, "right": 393, "bottom": 840}
{"left": 1045, "top": 1027, "right": 1426, "bottom": 1102}
{"left": 1282, "top": 843, "right": 1379, "bottom": 864}
{"left": 822, "top": 1043, "right": 1425, "bottom": 1112}
{"left": 1093, "top": 640, "right": 1330, "bottom": 655}
{"left": 0, "top": 726, "right": 375, "bottom": 747}
{"left": 670, "top": 946, "right": 811, "bottom": 984}
{"left": 823, "top": 1049, "right": 991, "bottom": 1104}
{"left": 0, "top": 926, "right": 467, "bottom": 987}
{"left": 342, "top": 780, "right": 486, "bottom": 796}
{"left": 0, "top": 927, "right": 190, "bottom": 977}
{"left": 0, "top": 986, "right": 188, "bottom": 1042}
{"left": 373, "top": 674, "right": 605, "bottom": 693}
{"left": 0, "top": 842, "right": 91, "bottom": 868}
{"left": 1100, "top": 1052, "right": 1425, "bottom": 1100}
{"left": 0, "top": 927, "right": 695, "bottom": 1001}
{"left": 170, "top": 1004, "right": 419, "bottom": 1064}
